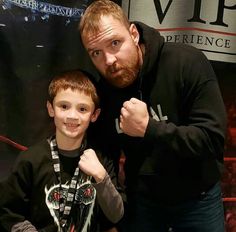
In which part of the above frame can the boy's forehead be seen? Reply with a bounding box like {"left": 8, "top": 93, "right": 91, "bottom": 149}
{"left": 55, "top": 88, "right": 93, "bottom": 103}
{"left": 57, "top": 88, "right": 84, "bottom": 94}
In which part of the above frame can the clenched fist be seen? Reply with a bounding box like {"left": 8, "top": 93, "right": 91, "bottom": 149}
{"left": 120, "top": 97, "right": 149, "bottom": 137}
{"left": 79, "top": 148, "right": 106, "bottom": 183}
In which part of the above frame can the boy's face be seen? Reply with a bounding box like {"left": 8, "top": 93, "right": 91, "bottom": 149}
{"left": 47, "top": 88, "right": 100, "bottom": 143}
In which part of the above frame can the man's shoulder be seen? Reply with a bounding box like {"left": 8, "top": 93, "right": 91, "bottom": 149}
{"left": 163, "top": 42, "right": 203, "bottom": 58}
{"left": 160, "top": 42, "right": 208, "bottom": 68}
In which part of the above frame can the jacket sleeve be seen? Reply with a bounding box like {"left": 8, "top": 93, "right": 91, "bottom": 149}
{"left": 0, "top": 152, "right": 34, "bottom": 231}
{"left": 144, "top": 48, "right": 227, "bottom": 161}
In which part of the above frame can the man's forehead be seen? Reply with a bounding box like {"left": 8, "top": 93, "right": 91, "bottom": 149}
{"left": 84, "top": 31, "right": 119, "bottom": 52}
{"left": 83, "top": 17, "right": 128, "bottom": 47}
{"left": 84, "top": 15, "right": 125, "bottom": 34}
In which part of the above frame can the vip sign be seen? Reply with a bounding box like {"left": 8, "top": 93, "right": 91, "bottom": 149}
{"left": 122, "top": 0, "right": 236, "bottom": 63}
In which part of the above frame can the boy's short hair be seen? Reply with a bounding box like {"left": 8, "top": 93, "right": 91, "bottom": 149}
{"left": 48, "top": 70, "right": 100, "bottom": 109}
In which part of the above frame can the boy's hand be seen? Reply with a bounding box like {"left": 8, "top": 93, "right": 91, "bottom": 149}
{"left": 79, "top": 148, "right": 106, "bottom": 183}
{"left": 120, "top": 97, "right": 149, "bottom": 137}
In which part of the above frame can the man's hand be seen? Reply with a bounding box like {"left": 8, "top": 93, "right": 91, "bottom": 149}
{"left": 79, "top": 149, "right": 106, "bottom": 183}
{"left": 120, "top": 97, "right": 149, "bottom": 137}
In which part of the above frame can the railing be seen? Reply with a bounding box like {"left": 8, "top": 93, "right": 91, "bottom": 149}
{"left": 0, "top": 135, "right": 28, "bottom": 151}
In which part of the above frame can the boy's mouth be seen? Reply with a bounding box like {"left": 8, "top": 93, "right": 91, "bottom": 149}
{"left": 65, "top": 123, "right": 79, "bottom": 129}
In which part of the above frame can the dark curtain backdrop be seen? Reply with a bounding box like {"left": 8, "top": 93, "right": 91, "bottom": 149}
{"left": 0, "top": 0, "right": 121, "bottom": 180}
{"left": 0, "top": 0, "right": 235, "bottom": 231}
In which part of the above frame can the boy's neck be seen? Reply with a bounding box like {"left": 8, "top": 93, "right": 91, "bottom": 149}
{"left": 56, "top": 134, "right": 84, "bottom": 151}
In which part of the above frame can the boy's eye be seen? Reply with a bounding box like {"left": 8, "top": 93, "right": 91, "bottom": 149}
{"left": 61, "top": 104, "right": 68, "bottom": 110}
{"left": 79, "top": 107, "right": 87, "bottom": 112}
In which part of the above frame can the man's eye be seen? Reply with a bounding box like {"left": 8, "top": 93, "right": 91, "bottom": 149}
{"left": 112, "top": 40, "right": 120, "bottom": 47}
{"left": 92, "top": 50, "right": 100, "bottom": 57}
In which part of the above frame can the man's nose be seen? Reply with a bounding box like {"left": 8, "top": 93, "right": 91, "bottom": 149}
{"left": 104, "top": 52, "right": 117, "bottom": 66}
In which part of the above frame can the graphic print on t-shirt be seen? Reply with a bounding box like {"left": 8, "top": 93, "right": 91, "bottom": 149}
{"left": 45, "top": 179, "right": 96, "bottom": 232}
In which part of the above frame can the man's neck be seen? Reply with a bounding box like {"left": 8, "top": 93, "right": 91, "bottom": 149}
{"left": 139, "top": 43, "right": 145, "bottom": 66}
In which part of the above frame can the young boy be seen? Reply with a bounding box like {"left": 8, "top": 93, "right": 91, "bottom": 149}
{"left": 0, "top": 70, "right": 124, "bottom": 232}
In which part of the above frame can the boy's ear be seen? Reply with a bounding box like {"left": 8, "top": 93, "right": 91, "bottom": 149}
{"left": 90, "top": 108, "right": 101, "bottom": 123}
{"left": 47, "top": 101, "right": 54, "bottom": 117}
{"left": 129, "top": 23, "right": 139, "bottom": 46}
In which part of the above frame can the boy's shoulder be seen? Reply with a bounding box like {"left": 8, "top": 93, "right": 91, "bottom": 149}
{"left": 18, "top": 138, "right": 51, "bottom": 162}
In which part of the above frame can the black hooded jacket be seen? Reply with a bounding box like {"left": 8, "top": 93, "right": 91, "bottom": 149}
{"left": 93, "top": 22, "right": 227, "bottom": 205}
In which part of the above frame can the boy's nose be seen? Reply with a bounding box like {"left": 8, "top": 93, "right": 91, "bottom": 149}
{"left": 68, "top": 109, "right": 79, "bottom": 119}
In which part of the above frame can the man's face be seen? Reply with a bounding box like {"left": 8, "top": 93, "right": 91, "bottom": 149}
{"left": 47, "top": 88, "right": 99, "bottom": 146}
{"left": 82, "top": 15, "right": 141, "bottom": 88}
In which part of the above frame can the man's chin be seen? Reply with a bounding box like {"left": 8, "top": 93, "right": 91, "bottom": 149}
{"left": 105, "top": 72, "right": 135, "bottom": 88}
{"left": 109, "top": 80, "right": 133, "bottom": 88}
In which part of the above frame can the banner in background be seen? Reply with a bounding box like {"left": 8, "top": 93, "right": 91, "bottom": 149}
{"left": 123, "top": 0, "right": 236, "bottom": 63}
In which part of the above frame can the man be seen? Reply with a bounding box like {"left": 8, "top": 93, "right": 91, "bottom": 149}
{"left": 79, "top": 0, "right": 227, "bottom": 231}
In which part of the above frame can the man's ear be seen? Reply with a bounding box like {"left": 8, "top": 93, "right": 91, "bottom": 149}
{"left": 47, "top": 101, "right": 54, "bottom": 118}
{"left": 129, "top": 23, "right": 140, "bottom": 45}
{"left": 91, "top": 108, "right": 101, "bottom": 123}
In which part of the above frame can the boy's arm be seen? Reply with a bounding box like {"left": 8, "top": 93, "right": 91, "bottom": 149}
{"left": 0, "top": 150, "right": 58, "bottom": 232}
{"left": 0, "top": 154, "right": 35, "bottom": 232}
{"left": 78, "top": 149, "right": 124, "bottom": 223}
{"left": 11, "top": 220, "right": 38, "bottom": 232}
{"left": 12, "top": 222, "right": 57, "bottom": 232}
{"left": 93, "top": 173, "right": 124, "bottom": 223}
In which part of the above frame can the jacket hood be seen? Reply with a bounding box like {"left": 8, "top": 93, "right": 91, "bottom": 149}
{"left": 132, "top": 22, "right": 164, "bottom": 101}
{"left": 134, "top": 21, "right": 165, "bottom": 80}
